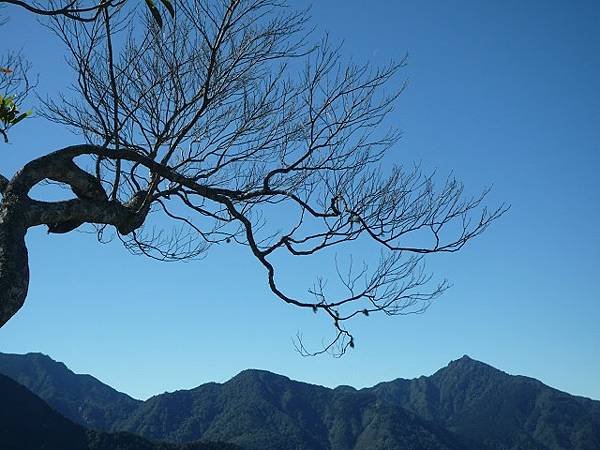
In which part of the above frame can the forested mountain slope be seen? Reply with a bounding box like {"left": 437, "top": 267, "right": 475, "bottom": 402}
{"left": 1, "top": 352, "right": 598, "bottom": 450}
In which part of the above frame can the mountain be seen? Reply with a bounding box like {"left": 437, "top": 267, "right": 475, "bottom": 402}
{"left": 0, "top": 372, "right": 243, "bottom": 450}
{"left": 0, "top": 351, "right": 141, "bottom": 429}
{"left": 1, "top": 352, "right": 598, "bottom": 450}
{"left": 115, "top": 369, "right": 470, "bottom": 450}
{"left": 371, "top": 355, "right": 600, "bottom": 450}
{"left": 0, "top": 371, "right": 89, "bottom": 450}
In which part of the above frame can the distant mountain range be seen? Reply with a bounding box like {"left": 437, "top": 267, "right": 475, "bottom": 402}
{"left": 0, "top": 352, "right": 599, "bottom": 450}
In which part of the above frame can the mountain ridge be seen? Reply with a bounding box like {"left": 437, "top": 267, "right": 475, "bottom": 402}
{"left": 3, "top": 351, "right": 597, "bottom": 402}
{"left": 1, "top": 352, "right": 598, "bottom": 450}
{"left": 0, "top": 372, "right": 244, "bottom": 450}
{"left": 0, "top": 351, "right": 142, "bottom": 429}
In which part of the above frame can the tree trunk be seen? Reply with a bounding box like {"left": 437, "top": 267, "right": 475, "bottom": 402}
{"left": 0, "top": 205, "right": 29, "bottom": 327}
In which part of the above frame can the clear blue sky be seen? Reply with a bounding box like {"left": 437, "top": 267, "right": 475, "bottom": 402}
{"left": 1, "top": 0, "right": 599, "bottom": 401}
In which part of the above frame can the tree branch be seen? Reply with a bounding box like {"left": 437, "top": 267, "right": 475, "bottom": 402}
{"left": 10, "top": 144, "right": 236, "bottom": 201}
{"left": 27, "top": 194, "right": 148, "bottom": 235}
{"left": 0, "top": 0, "right": 121, "bottom": 22}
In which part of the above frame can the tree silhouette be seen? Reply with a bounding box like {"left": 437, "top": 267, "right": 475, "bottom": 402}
{"left": 1, "top": 0, "right": 173, "bottom": 24}
{"left": 0, "top": 0, "right": 506, "bottom": 355}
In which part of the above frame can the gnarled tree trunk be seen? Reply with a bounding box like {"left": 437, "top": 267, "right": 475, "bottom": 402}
{"left": 0, "top": 201, "right": 29, "bottom": 327}
{"left": 0, "top": 145, "right": 154, "bottom": 328}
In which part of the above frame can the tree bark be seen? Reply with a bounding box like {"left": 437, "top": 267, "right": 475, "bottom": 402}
{"left": 0, "top": 203, "right": 29, "bottom": 327}
{"left": 0, "top": 147, "right": 158, "bottom": 327}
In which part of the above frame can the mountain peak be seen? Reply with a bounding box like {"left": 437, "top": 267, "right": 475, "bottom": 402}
{"left": 451, "top": 354, "right": 476, "bottom": 364}
{"left": 425, "top": 355, "right": 500, "bottom": 383}
{"left": 230, "top": 368, "right": 291, "bottom": 384}
{"left": 0, "top": 351, "right": 71, "bottom": 375}
{"left": 446, "top": 354, "right": 488, "bottom": 369}
{"left": 3, "top": 351, "right": 53, "bottom": 362}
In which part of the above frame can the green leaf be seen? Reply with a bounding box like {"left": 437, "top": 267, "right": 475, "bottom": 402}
{"left": 144, "top": 0, "right": 163, "bottom": 28}
{"left": 11, "top": 112, "right": 28, "bottom": 125}
{"left": 160, "top": 0, "right": 175, "bottom": 18}
{"left": 2, "top": 96, "right": 15, "bottom": 108}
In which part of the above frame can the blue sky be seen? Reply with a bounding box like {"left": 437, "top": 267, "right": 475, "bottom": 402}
{"left": 1, "top": 0, "right": 599, "bottom": 401}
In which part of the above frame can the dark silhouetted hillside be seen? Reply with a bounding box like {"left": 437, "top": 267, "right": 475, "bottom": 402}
{"left": 0, "top": 372, "right": 243, "bottom": 450}
{"left": 0, "top": 352, "right": 141, "bottom": 430}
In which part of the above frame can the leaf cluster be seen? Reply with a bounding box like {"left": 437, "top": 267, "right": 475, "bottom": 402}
{"left": 0, "top": 93, "right": 31, "bottom": 142}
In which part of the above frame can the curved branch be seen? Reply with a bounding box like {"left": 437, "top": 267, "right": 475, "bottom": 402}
{"left": 223, "top": 197, "right": 314, "bottom": 309}
{"left": 0, "top": 0, "right": 120, "bottom": 21}
{"left": 49, "top": 160, "right": 108, "bottom": 201}
{"left": 9, "top": 144, "right": 238, "bottom": 201}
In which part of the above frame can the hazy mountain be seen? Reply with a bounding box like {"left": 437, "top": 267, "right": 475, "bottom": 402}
{"left": 1, "top": 352, "right": 598, "bottom": 450}
{"left": 0, "top": 372, "right": 242, "bottom": 450}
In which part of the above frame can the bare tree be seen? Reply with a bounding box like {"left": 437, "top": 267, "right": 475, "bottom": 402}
{"left": 0, "top": 0, "right": 173, "bottom": 24}
{"left": 0, "top": 0, "right": 506, "bottom": 355}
